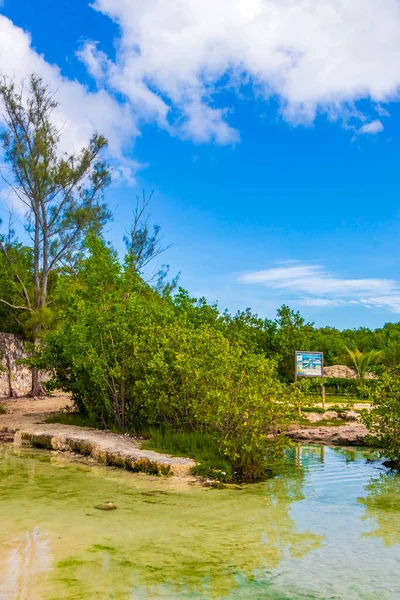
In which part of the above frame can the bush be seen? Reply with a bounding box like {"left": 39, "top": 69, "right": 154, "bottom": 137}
{"left": 44, "top": 412, "right": 98, "bottom": 428}
{"left": 0, "top": 404, "right": 6, "bottom": 415}
{"left": 38, "top": 236, "right": 295, "bottom": 481}
{"left": 304, "top": 377, "right": 376, "bottom": 397}
{"left": 360, "top": 370, "right": 400, "bottom": 468}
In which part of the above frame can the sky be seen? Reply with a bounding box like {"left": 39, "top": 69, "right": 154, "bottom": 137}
{"left": 1, "top": 0, "right": 400, "bottom": 330}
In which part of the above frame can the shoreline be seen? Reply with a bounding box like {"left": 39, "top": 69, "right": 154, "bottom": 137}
{"left": 285, "top": 423, "right": 369, "bottom": 446}
{"left": 0, "top": 395, "right": 196, "bottom": 477}
{"left": 1, "top": 395, "right": 371, "bottom": 479}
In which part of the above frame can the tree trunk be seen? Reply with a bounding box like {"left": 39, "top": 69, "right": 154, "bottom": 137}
{"left": 120, "top": 379, "right": 126, "bottom": 429}
{"left": 29, "top": 366, "right": 46, "bottom": 398}
{"left": 28, "top": 337, "right": 46, "bottom": 397}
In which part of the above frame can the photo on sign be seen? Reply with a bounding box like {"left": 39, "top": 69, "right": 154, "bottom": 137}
{"left": 295, "top": 351, "right": 324, "bottom": 378}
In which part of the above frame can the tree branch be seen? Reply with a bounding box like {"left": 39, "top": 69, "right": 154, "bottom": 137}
{"left": 0, "top": 298, "right": 32, "bottom": 311}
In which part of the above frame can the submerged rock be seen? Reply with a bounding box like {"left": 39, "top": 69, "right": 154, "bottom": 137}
{"left": 95, "top": 502, "right": 117, "bottom": 511}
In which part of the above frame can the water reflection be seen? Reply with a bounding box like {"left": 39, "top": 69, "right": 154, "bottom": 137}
{"left": 0, "top": 444, "right": 399, "bottom": 599}
{"left": 0, "top": 528, "right": 51, "bottom": 600}
{"left": 359, "top": 471, "right": 400, "bottom": 546}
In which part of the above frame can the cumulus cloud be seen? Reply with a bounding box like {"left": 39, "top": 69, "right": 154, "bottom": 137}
{"left": 1, "top": 0, "right": 400, "bottom": 179}
{"left": 78, "top": 0, "right": 400, "bottom": 142}
{"left": 358, "top": 120, "right": 384, "bottom": 135}
{"left": 238, "top": 262, "right": 400, "bottom": 313}
{"left": 0, "top": 15, "right": 139, "bottom": 181}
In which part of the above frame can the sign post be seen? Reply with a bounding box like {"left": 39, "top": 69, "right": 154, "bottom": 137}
{"left": 295, "top": 351, "right": 324, "bottom": 413}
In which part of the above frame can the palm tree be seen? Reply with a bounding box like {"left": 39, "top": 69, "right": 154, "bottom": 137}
{"left": 344, "top": 347, "right": 383, "bottom": 378}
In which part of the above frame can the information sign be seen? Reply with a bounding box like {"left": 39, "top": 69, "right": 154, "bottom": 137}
{"left": 295, "top": 351, "right": 324, "bottom": 379}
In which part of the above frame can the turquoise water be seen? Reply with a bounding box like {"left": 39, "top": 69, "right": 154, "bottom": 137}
{"left": 0, "top": 444, "right": 399, "bottom": 599}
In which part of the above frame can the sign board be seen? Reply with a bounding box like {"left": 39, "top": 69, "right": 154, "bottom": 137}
{"left": 295, "top": 351, "right": 324, "bottom": 379}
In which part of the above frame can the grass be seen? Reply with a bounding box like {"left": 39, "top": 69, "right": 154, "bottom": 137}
{"left": 141, "top": 428, "right": 233, "bottom": 481}
{"left": 44, "top": 412, "right": 98, "bottom": 428}
{"left": 297, "top": 418, "right": 347, "bottom": 427}
{"left": 301, "top": 405, "right": 363, "bottom": 415}
{"left": 0, "top": 404, "right": 6, "bottom": 415}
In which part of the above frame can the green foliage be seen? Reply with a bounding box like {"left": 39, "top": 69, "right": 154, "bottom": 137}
{"left": 361, "top": 370, "right": 400, "bottom": 468}
{"left": 44, "top": 412, "right": 98, "bottom": 428}
{"left": 0, "top": 404, "right": 6, "bottom": 415}
{"left": 38, "top": 235, "right": 295, "bottom": 480}
{"left": 273, "top": 306, "right": 314, "bottom": 381}
{"left": 345, "top": 347, "right": 384, "bottom": 378}
{"left": 0, "top": 239, "right": 33, "bottom": 335}
{"left": 305, "top": 376, "right": 376, "bottom": 397}
{"left": 142, "top": 429, "right": 233, "bottom": 481}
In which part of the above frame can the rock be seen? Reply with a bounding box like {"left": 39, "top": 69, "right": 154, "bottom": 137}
{"left": 202, "top": 481, "right": 227, "bottom": 489}
{"left": 323, "top": 364, "right": 377, "bottom": 379}
{"left": 303, "top": 411, "right": 339, "bottom": 423}
{"left": 323, "top": 365, "right": 357, "bottom": 379}
{"left": 0, "top": 430, "right": 14, "bottom": 443}
{"left": 341, "top": 410, "right": 360, "bottom": 422}
{"left": 95, "top": 502, "right": 117, "bottom": 511}
{"left": 285, "top": 423, "right": 368, "bottom": 446}
{"left": 321, "top": 411, "right": 339, "bottom": 420}
{"left": 0, "top": 333, "right": 50, "bottom": 397}
{"left": 304, "top": 413, "right": 323, "bottom": 423}
{"left": 286, "top": 423, "right": 301, "bottom": 431}
{"left": 16, "top": 425, "right": 196, "bottom": 477}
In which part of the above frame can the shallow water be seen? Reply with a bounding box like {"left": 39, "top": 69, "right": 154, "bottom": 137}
{"left": 0, "top": 445, "right": 399, "bottom": 600}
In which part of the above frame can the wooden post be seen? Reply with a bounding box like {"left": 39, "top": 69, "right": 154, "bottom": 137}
{"left": 297, "top": 385, "right": 302, "bottom": 418}
{"left": 295, "top": 351, "right": 301, "bottom": 417}
{"left": 321, "top": 384, "right": 326, "bottom": 410}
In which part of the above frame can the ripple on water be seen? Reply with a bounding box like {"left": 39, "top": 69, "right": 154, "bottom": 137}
{"left": 0, "top": 444, "right": 399, "bottom": 600}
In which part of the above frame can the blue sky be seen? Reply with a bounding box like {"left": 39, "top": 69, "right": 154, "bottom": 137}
{"left": 1, "top": 0, "right": 400, "bottom": 329}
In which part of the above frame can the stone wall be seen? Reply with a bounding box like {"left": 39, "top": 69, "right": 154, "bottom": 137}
{"left": 0, "top": 333, "right": 35, "bottom": 397}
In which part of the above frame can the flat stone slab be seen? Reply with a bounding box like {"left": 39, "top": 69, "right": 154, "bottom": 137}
{"left": 286, "top": 424, "right": 369, "bottom": 446}
{"left": 12, "top": 424, "right": 196, "bottom": 477}
{"left": 0, "top": 397, "right": 196, "bottom": 477}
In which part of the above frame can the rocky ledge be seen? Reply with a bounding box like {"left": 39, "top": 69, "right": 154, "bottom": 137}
{"left": 0, "top": 397, "right": 196, "bottom": 477}
{"left": 285, "top": 423, "right": 369, "bottom": 446}
{"left": 14, "top": 424, "right": 196, "bottom": 477}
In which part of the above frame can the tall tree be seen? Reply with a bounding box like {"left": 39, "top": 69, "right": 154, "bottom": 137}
{"left": 274, "top": 305, "right": 314, "bottom": 380}
{"left": 0, "top": 74, "right": 111, "bottom": 395}
{"left": 124, "top": 190, "right": 179, "bottom": 293}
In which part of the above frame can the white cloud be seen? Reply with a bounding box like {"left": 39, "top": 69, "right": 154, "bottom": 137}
{"left": 0, "top": 15, "right": 139, "bottom": 180}
{"left": 238, "top": 262, "right": 400, "bottom": 313}
{"left": 0, "top": 185, "right": 26, "bottom": 215}
{"left": 80, "top": 0, "right": 400, "bottom": 142}
{"left": 358, "top": 120, "right": 384, "bottom": 135}
{"left": 1, "top": 1, "right": 399, "bottom": 179}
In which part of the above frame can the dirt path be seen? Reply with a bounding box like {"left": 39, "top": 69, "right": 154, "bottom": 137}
{"left": 0, "top": 392, "right": 72, "bottom": 421}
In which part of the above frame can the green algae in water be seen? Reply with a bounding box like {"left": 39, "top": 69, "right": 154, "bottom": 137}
{"left": 0, "top": 445, "right": 400, "bottom": 599}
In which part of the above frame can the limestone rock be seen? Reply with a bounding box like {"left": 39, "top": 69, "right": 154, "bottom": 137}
{"left": 95, "top": 502, "right": 117, "bottom": 511}
{"left": 323, "top": 364, "right": 377, "bottom": 379}
{"left": 304, "top": 413, "right": 323, "bottom": 423}
{"left": 341, "top": 410, "right": 360, "bottom": 422}
{"left": 321, "top": 411, "right": 339, "bottom": 420}
{"left": 285, "top": 423, "right": 368, "bottom": 446}
{"left": 0, "top": 332, "right": 50, "bottom": 398}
